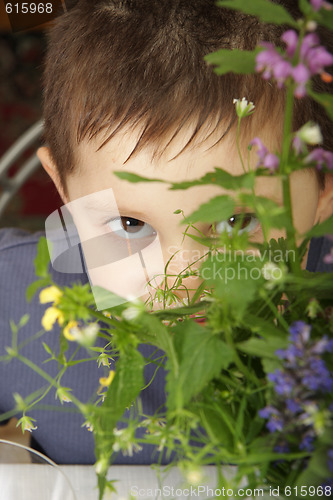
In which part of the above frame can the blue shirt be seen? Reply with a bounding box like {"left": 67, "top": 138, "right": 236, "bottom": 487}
{"left": 0, "top": 228, "right": 331, "bottom": 464}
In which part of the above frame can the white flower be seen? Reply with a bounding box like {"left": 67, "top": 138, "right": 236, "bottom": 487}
{"left": 82, "top": 421, "right": 94, "bottom": 432}
{"left": 297, "top": 122, "right": 323, "bottom": 146}
{"left": 56, "top": 387, "right": 72, "bottom": 403}
{"left": 122, "top": 299, "right": 145, "bottom": 321}
{"left": 233, "top": 97, "right": 255, "bottom": 118}
{"left": 17, "top": 416, "right": 37, "bottom": 433}
{"left": 262, "top": 262, "right": 282, "bottom": 281}
{"left": 186, "top": 467, "right": 203, "bottom": 485}
{"left": 262, "top": 262, "right": 286, "bottom": 289}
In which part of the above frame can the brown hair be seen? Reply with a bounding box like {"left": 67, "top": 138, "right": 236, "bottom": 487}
{"left": 43, "top": 0, "right": 332, "bottom": 194}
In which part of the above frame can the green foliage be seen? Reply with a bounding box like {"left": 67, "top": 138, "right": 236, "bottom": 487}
{"left": 2, "top": 1, "right": 333, "bottom": 499}
{"left": 183, "top": 195, "right": 235, "bottom": 224}
{"left": 34, "top": 237, "right": 51, "bottom": 278}
{"left": 170, "top": 168, "right": 255, "bottom": 191}
{"left": 308, "top": 90, "right": 333, "bottom": 120}
{"left": 217, "top": 0, "right": 298, "bottom": 26}
{"left": 305, "top": 216, "right": 333, "bottom": 238}
{"left": 165, "top": 321, "right": 234, "bottom": 411}
{"left": 205, "top": 48, "right": 258, "bottom": 75}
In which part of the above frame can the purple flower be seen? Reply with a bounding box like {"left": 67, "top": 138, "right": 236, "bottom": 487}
{"left": 305, "top": 148, "right": 333, "bottom": 170}
{"left": 302, "top": 358, "right": 333, "bottom": 392}
{"left": 286, "top": 398, "right": 302, "bottom": 413}
{"left": 300, "top": 33, "right": 319, "bottom": 60}
{"left": 307, "top": 46, "right": 333, "bottom": 75}
{"left": 289, "top": 321, "right": 311, "bottom": 344}
{"left": 323, "top": 247, "right": 333, "bottom": 264}
{"left": 256, "top": 29, "right": 333, "bottom": 98}
{"left": 258, "top": 406, "right": 276, "bottom": 419}
{"left": 259, "top": 407, "right": 285, "bottom": 433}
{"left": 311, "top": 335, "right": 333, "bottom": 354}
{"left": 274, "top": 442, "right": 290, "bottom": 454}
{"left": 292, "top": 64, "right": 311, "bottom": 98}
{"left": 281, "top": 30, "right": 298, "bottom": 58}
{"left": 310, "top": 0, "right": 332, "bottom": 11}
{"left": 250, "top": 137, "right": 279, "bottom": 172}
{"left": 299, "top": 433, "right": 315, "bottom": 452}
{"left": 268, "top": 370, "right": 294, "bottom": 396}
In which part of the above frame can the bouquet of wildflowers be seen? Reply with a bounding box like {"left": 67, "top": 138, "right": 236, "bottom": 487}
{"left": 2, "top": 1, "right": 333, "bottom": 499}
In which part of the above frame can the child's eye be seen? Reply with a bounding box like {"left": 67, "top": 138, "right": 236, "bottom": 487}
{"left": 215, "top": 213, "right": 259, "bottom": 235}
{"left": 107, "top": 216, "right": 156, "bottom": 239}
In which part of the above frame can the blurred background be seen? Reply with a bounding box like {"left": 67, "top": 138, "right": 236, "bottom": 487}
{"left": 0, "top": 2, "right": 77, "bottom": 231}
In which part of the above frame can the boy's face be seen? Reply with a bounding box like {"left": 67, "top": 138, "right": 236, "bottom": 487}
{"left": 39, "top": 124, "right": 327, "bottom": 307}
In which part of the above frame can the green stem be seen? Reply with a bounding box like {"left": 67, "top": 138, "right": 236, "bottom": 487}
{"left": 236, "top": 117, "right": 247, "bottom": 173}
{"left": 280, "top": 84, "right": 301, "bottom": 276}
{"left": 224, "top": 326, "right": 260, "bottom": 386}
{"left": 15, "top": 353, "right": 85, "bottom": 412}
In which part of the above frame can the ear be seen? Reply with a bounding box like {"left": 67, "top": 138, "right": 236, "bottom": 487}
{"left": 37, "top": 147, "right": 68, "bottom": 204}
{"left": 315, "top": 173, "right": 333, "bottom": 224}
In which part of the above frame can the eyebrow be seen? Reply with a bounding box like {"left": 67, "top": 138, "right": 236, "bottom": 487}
{"left": 82, "top": 197, "right": 119, "bottom": 212}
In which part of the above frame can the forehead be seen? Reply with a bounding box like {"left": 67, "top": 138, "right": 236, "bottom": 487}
{"left": 71, "top": 122, "right": 276, "bottom": 188}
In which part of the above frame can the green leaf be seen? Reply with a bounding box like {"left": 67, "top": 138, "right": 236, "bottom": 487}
{"left": 200, "top": 255, "right": 262, "bottom": 320}
{"left": 239, "top": 194, "right": 293, "bottom": 231}
{"left": 199, "top": 404, "right": 234, "bottom": 451}
{"left": 315, "top": 9, "right": 333, "bottom": 31}
{"left": 18, "top": 314, "right": 30, "bottom": 330}
{"left": 217, "top": 0, "right": 298, "bottom": 26}
{"left": 95, "top": 346, "right": 145, "bottom": 499}
{"left": 102, "top": 347, "right": 144, "bottom": 421}
{"left": 305, "top": 216, "right": 333, "bottom": 238}
{"left": 183, "top": 195, "right": 235, "bottom": 224}
{"left": 308, "top": 90, "right": 333, "bottom": 120}
{"left": 139, "top": 315, "right": 179, "bottom": 376}
{"left": 34, "top": 237, "right": 51, "bottom": 278}
{"left": 237, "top": 337, "right": 287, "bottom": 359}
{"left": 166, "top": 321, "right": 234, "bottom": 411}
{"left": 42, "top": 342, "right": 53, "bottom": 356}
{"left": 26, "top": 278, "right": 50, "bottom": 302}
{"left": 246, "top": 314, "right": 287, "bottom": 340}
{"left": 114, "top": 171, "right": 161, "bottom": 183}
{"left": 170, "top": 168, "right": 255, "bottom": 191}
{"left": 205, "top": 48, "right": 258, "bottom": 75}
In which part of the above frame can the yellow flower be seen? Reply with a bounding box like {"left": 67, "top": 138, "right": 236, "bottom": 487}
{"left": 99, "top": 370, "right": 115, "bottom": 387}
{"left": 39, "top": 286, "right": 63, "bottom": 305}
{"left": 41, "top": 307, "right": 65, "bottom": 331}
{"left": 63, "top": 320, "right": 79, "bottom": 341}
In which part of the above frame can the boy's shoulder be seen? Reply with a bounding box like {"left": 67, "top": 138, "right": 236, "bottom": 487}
{"left": 0, "top": 227, "right": 42, "bottom": 252}
{"left": 0, "top": 227, "right": 87, "bottom": 288}
{"left": 306, "top": 236, "right": 333, "bottom": 273}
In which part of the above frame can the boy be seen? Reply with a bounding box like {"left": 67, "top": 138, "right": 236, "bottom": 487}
{"left": 1, "top": 0, "right": 333, "bottom": 464}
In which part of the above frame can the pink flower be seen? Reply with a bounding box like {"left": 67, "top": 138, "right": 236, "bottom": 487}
{"left": 307, "top": 46, "right": 333, "bottom": 74}
{"left": 305, "top": 148, "right": 333, "bottom": 170}
{"left": 281, "top": 30, "right": 298, "bottom": 58}
{"left": 310, "top": 0, "right": 332, "bottom": 11}
{"left": 250, "top": 137, "right": 279, "bottom": 173}
{"left": 292, "top": 64, "right": 311, "bottom": 98}
{"left": 256, "top": 30, "right": 333, "bottom": 98}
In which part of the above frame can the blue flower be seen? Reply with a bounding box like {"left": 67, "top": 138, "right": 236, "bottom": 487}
{"left": 268, "top": 370, "right": 294, "bottom": 396}
{"left": 302, "top": 358, "right": 333, "bottom": 392}
{"left": 274, "top": 442, "right": 290, "bottom": 454}
{"left": 286, "top": 398, "right": 302, "bottom": 413}
{"left": 259, "top": 406, "right": 284, "bottom": 433}
{"left": 299, "top": 433, "right": 315, "bottom": 452}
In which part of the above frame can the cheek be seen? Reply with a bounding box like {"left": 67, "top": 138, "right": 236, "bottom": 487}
{"left": 290, "top": 171, "right": 320, "bottom": 235}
